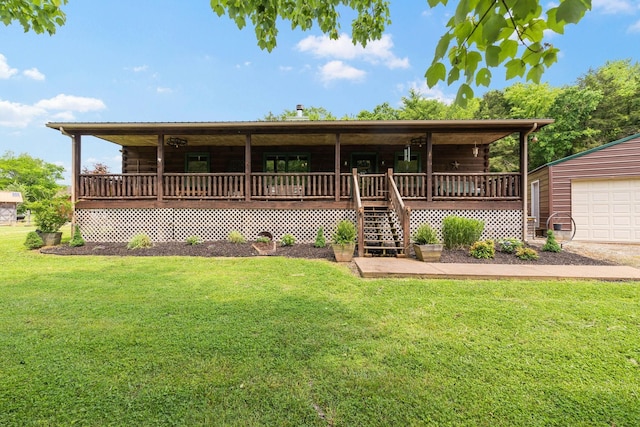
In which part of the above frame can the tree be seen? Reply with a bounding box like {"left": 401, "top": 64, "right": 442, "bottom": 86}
{"left": 578, "top": 59, "right": 640, "bottom": 145}
{"left": 0, "top": 0, "right": 68, "bottom": 35}
{"left": 211, "top": 0, "right": 592, "bottom": 104}
{"left": 82, "top": 162, "right": 111, "bottom": 174}
{"left": 0, "top": 151, "right": 65, "bottom": 204}
{"left": 262, "top": 106, "right": 336, "bottom": 121}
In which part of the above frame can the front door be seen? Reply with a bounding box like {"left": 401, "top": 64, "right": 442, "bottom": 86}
{"left": 351, "top": 153, "right": 378, "bottom": 174}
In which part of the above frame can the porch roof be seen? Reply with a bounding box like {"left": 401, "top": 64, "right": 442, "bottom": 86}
{"left": 46, "top": 119, "right": 553, "bottom": 147}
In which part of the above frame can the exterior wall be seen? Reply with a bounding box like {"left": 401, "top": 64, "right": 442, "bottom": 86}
{"left": 122, "top": 144, "right": 489, "bottom": 174}
{"left": 527, "top": 167, "right": 550, "bottom": 229}
{"left": 549, "top": 136, "right": 640, "bottom": 230}
{"left": 0, "top": 203, "right": 17, "bottom": 224}
{"left": 76, "top": 206, "right": 522, "bottom": 243}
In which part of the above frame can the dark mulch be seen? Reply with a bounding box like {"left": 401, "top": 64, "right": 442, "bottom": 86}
{"left": 41, "top": 241, "right": 616, "bottom": 265}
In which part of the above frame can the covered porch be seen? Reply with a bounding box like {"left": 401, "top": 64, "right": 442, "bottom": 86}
{"left": 47, "top": 119, "right": 551, "bottom": 250}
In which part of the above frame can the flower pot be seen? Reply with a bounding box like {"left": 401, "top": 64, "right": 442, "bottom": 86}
{"left": 413, "top": 243, "right": 443, "bottom": 262}
{"left": 38, "top": 231, "right": 62, "bottom": 246}
{"left": 332, "top": 242, "right": 356, "bottom": 262}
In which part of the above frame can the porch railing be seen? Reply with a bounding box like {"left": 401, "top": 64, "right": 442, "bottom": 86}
{"left": 395, "top": 172, "right": 521, "bottom": 200}
{"left": 77, "top": 172, "right": 522, "bottom": 201}
{"left": 164, "top": 173, "right": 244, "bottom": 199}
{"left": 79, "top": 174, "right": 157, "bottom": 199}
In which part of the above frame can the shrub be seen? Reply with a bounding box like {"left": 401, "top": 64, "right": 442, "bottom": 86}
{"left": 256, "top": 236, "right": 271, "bottom": 243}
{"left": 281, "top": 233, "right": 295, "bottom": 246}
{"left": 542, "top": 230, "right": 562, "bottom": 252}
{"left": 469, "top": 239, "right": 495, "bottom": 259}
{"left": 28, "top": 196, "right": 72, "bottom": 233}
{"left": 442, "top": 216, "right": 484, "bottom": 249}
{"left": 186, "top": 235, "right": 203, "bottom": 245}
{"left": 497, "top": 238, "right": 524, "bottom": 254}
{"left": 127, "top": 233, "right": 152, "bottom": 250}
{"left": 228, "top": 230, "right": 246, "bottom": 244}
{"left": 332, "top": 220, "right": 356, "bottom": 245}
{"left": 24, "top": 231, "right": 44, "bottom": 250}
{"left": 69, "top": 225, "right": 86, "bottom": 247}
{"left": 516, "top": 247, "right": 539, "bottom": 260}
{"left": 412, "top": 223, "right": 439, "bottom": 245}
{"left": 314, "top": 227, "right": 326, "bottom": 248}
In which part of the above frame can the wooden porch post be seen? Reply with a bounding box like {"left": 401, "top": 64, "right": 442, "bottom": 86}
{"left": 157, "top": 135, "right": 164, "bottom": 202}
{"left": 334, "top": 133, "right": 341, "bottom": 202}
{"left": 71, "top": 134, "right": 81, "bottom": 205}
{"left": 245, "top": 134, "right": 252, "bottom": 202}
{"left": 520, "top": 130, "right": 528, "bottom": 241}
{"left": 426, "top": 132, "right": 433, "bottom": 202}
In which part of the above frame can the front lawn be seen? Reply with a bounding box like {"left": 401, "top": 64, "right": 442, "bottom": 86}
{"left": 1, "top": 226, "right": 639, "bottom": 426}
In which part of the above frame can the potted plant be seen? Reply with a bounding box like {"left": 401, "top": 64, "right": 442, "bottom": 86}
{"left": 331, "top": 219, "right": 356, "bottom": 262}
{"left": 29, "top": 196, "right": 72, "bottom": 246}
{"left": 412, "top": 223, "right": 443, "bottom": 262}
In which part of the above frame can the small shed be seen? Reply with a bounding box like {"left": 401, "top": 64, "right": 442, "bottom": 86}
{"left": 528, "top": 133, "right": 640, "bottom": 243}
{"left": 0, "top": 191, "right": 24, "bottom": 224}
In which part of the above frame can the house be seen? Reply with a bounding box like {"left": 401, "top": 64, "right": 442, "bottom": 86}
{"left": 0, "top": 191, "right": 24, "bottom": 224}
{"left": 46, "top": 119, "right": 551, "bottom": 256}
{"left": 528, "top": 133, "right": 640, "bottom": 243}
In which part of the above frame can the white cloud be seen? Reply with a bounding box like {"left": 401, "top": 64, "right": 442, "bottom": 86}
{"left": 628, "top": 18, "right": 640, "bottom": 33}
{"left": 592, "top": 0, "right": 637, "bottom": 14}
{"left": 157, "top": 87, "right": 173, "bottom": 94}
{"left": 35, "top": 94, "right": 106, "bottom": 112}
{"left": 23, "top": 67, "right": 45, "bottom": 81}
{"left": 0, "top": 54, "right": 18, "bottom": 79}
{"left": 401, "top": 80, "right": 456, "bottom": 105}
{"left": 279, "top": 65, "right": 293, "bottom": 72}
{"left": 1, "top": 94, "right": 106, "bottom": 128}
{"left": 0, "top": 100, "right": 46, "bottom": 127}
{"left": 133, "top": 65, "right": 148, "bottom": 72}
{"left": 319, "top": 60, "right": 366, "bottom": 84}
{"left": 296, "top": 33, "right": 410, "bottom": 69}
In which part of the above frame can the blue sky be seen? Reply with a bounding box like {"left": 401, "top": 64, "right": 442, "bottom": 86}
{"left": 1, "top": 0, "right": 639, "bottom": 181}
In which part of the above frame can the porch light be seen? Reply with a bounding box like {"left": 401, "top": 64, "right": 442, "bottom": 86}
{"left": 472, "top": 142, "right": 479, "bottom": 157}
{"left": 167, "top": 137, "right": 187, "bottom": 148}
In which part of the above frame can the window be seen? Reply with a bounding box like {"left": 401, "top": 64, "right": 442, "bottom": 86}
{"left": 264, "top": 153, "right": 310, "bottom": 172}
{"left": 185, "top": 153, "right": 210, "bottom": 173}
{"left": 394, "top": 150, "right": 421, "bottom": 173}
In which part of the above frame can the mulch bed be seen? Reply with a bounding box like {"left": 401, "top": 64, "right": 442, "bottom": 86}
{"left": 41, "top": 241, "right": 616, "bottom": 266}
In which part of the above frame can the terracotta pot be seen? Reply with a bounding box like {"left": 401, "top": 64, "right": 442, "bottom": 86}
{"left": 332, "top": 242, "right": 356, "bottom": 262}
{"left": 413, "top": 243, "right": 443, "bottom": 262}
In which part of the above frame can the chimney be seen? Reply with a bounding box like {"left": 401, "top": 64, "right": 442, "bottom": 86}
{"left": 296, "top": 104, "right": 304, "bottom": 118}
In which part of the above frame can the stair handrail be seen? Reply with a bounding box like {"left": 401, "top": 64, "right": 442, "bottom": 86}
{"left": 352, "top": 168, "right": 365, "bottom": 257}
{"left": 387, "top": 168, "right": 411, "bottom": 253}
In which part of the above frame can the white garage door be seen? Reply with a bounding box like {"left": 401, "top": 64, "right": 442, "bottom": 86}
{"left": 572, "top": 179, "right": 640, "bottom": 242}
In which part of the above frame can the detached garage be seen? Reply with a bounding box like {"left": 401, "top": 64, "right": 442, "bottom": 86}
{"left": 528, "top": 133, "right": 640, "bottom": 243}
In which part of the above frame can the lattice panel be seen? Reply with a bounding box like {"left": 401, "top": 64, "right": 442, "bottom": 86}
{"left": 410, "top": 209, "right": 523, "bottom": 240}
{"left": 77, "top": 208, "right": 356, "bottom": 243}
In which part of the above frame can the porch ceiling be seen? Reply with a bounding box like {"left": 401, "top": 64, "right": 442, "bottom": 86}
{"left": 47, "top": 119, "right": 553, "bottom": 147}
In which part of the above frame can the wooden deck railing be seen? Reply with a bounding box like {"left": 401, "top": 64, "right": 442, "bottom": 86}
{"left": 79, "top": 174, "right": 157, "bottom": 199}
{"left": 387, "top": 170, "right": 411, "bottom": 253}
{"left": 78, "top": 172, "right": 522, "bottom": 201}
{"left": 164, "top": 173, "right": 245, "bottom": 199}
{"left": 251, "top": 173, "right": 336, "bottom": 199}
{"left": 395, "top": 172, "right": 521, "bottom": 200}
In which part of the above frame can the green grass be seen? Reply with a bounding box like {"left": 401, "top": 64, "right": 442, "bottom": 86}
{"left": 1, "top": 226, "right": 639, "bottom": 426}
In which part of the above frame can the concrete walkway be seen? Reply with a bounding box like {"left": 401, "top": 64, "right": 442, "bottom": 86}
{"left": 354, "top": 257, "right": 640, "bottom": 281}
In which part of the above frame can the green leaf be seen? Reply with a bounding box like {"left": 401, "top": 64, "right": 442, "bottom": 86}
{"left": 505, "top": 59, "right": 526, "bottom": 79}
{"left": 454, "top": 0, "right": 471, "bottom": 24}
{"left": 542, "top": 48, "right": 558, "bottom": 67}
{"left": 434, "top": 33, "right": 453, "bottom": 61}
{"left": 527, "top": 64, "right": 544, "bottom": 83}
{"left": 486, "top": 45, "right": 501, "bottom": 67}
{"left": 545, "top": 8, "right": 565, "bottom": 34}
{"left": 476, "top": 67, "right": 492, "bottom": 87}
{"left": 425, "top": 63, "right": 446, "bottom": 87}
{"left": 455, "top": 84, "right": 474, "bottom": 107}
{"left": 447, "top": 67, "right": 460, "bottom": 85}
{"left": 511, "top": 0, "right": 538, "bottom": 19}
{"left": 557, "top": 0, "right": 590, "bottom": 24}
{"left": 482, "top": 13, "right": 507, "bottom": 44}
{"left": 465, "top": 51, "right": 483, "bottom": 81}
{"left": 499, "top": 39, "right": 519, "bottom": 61}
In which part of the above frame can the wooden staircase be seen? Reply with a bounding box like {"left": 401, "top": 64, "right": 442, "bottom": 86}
{"left": 361, "top": 205, "right": 406, "bottom": 257}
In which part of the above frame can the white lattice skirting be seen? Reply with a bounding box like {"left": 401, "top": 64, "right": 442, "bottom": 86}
{"left": 76, "top": 208, "right": 523, "bottom": 243}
